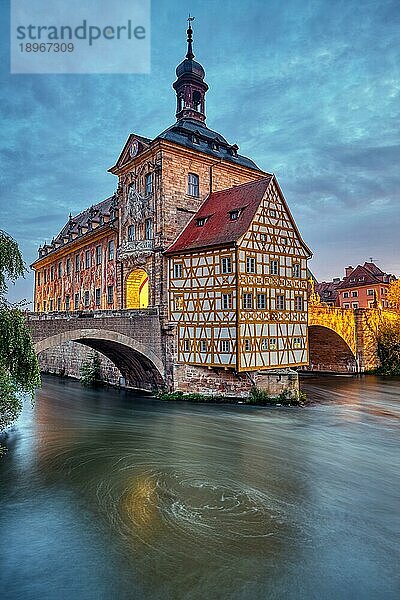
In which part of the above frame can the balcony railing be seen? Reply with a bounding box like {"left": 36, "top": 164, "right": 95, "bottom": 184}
{"left": 117, "top": 239, "right": 154, "bottom": 259}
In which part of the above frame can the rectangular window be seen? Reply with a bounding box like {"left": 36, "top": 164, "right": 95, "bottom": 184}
{"left": 74, "top": 293, "right": 79, "bottom": 310}
{"left": 243, "top": 293, "right": 253, "bottom": 309}
{"left": 57, "top": 297, "right": 61, "bottom": 311}
{"left": 269, "top": 209, "right": 276, "bottom": 218}
{"left": 188, "top": 173, "right": 199, "bottom": 197}
{"left": 95, "top": 288, "right": 101, "bottom": 307}
{"left": 222, "top": 293, "right": 233, "bottom": 310}
{"left": 84, "top": 291, "right": 90, "bottom": 308}
{"left": 270, "top": 338, "right": 277, "bottom": 350}
{"left": 66, "top": 258, "right": 71, "bottom": 276}
{"left": 128, "top": 225, "right": 135, "bottom": 241}
{"left": 344, "top": 303, "right": 350, "bottom": 309}
{"left": 257, "top": 293, "right": 266, "bottom": 309}
{"left": 221, "top": 257, "right": 232, "bottom": 274}
{"left": 43, "top": 300, "right": 46, "bottom": 312}
{"left": 58, "top": 262, "right": 62, "bottom": 278}
{"left": 270, "top": 260, "right": 279, "bottom": 275}
{"left": 293, "top": 263, "right": 300, "bottom": 278}
{"left": 107, "top": 285, "right": 114, "bottom": 305}
{"left": 174, "top": 263, "right": 183, "bottom": 278}
{"left": 352, "top": 302, "right": 359, "bottom": 309}
{"left": 293, "top": 337, "right": 302, "bottom": 349}
{"left": 261, "top": 338, "right": 268, "bottom": 351}
{"left": 184, "top": 339, "right": 190, "bottom": 352}
{"left": 85, "top": 249, "right": 91, "bottom": 269}
{"left": 244, "top": 339, "right": 251, "bottom": 351}
{"left": 96, "top": 245, "right": 102, "bottom": 265}
{"left": 276, "top": 295, "right": 285, "bottom": 310}
{"left": 44, "top": 270, "right": 47, "bottom": 283}
{"left": 221, "top": 340, "right": 230, "bottom": 353}
{"left": 50, "top": 266, "right": 54, "bottom": 281}
{"left": 352, "top": 290, "right": 358, "bottom": 297}
{"left": 49, "top": 299, "right": 53, "bottom": 311}
{"left": 281, "top": 237, "right": 288, "bottom": 246}
{"left": 295, "top": 296, "right": 303, "bottom": 311}
{"left": 75, "top": 254, "right": 80, "bottom": 273}
{"left": 37, "top": 271, "right": 41, "bottom": 286}
{"left": 108, "top": 240, "right": 115, "bottom": 261}
{"left": 246, "top": 256, "right": 256, "bottom": 273}
{"left": 381, "top": 288, "right": 386, "bottom": 295}
{"left": 145, "top": 218, "right": 153, "bottom": 240}
{"left": 174, "top": 295, "right": 183, "bottom": 311}
{"left": 200, "top": 340, "right": 207, "bottom": 353}
{"left": 343, "top": 292, "right": 349, "bottom": 298}
{"left": 367, "top": 289, "right": 374, "bottom": 296}
{"left": 65, "top": 295, "right": 70, "bottom": 311}
{"left": 145, "top": 173, "right": 153, "bottom": 196}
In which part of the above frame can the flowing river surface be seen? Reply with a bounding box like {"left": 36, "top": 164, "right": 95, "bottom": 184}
{"left": 1, "top": 374, "right": 399, "bottom": 600}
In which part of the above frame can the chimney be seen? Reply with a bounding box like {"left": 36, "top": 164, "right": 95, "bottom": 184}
{"left": 345, "top": 266, "right": 353, "bottom": 278}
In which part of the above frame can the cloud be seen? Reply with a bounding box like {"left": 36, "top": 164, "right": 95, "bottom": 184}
{"left": 1, "top": 0, "right": 399, "bottom": 302}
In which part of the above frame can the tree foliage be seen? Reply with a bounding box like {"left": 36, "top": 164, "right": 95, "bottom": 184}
{"left": 0, "top": 231, "right": 40, "bottom": 434}
{"left": 387, "top": 279, "right": 400, "bottom": 310}
{"left": 80, "top": 351, "right": 102, "bottom": 387}
{"left": 377, "top": 319, "right": 400, "bottom": 375}
{"left": 0, "top": 230, "right": 25, "bottom": 296}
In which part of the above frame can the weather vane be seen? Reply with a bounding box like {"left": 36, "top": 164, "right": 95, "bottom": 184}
{"left": 188, "top": 14, "right": 195, "bottom": 25}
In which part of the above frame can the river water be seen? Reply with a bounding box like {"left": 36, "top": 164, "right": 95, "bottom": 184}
{"left": 0, "top": 374, "right": 399, "bottom": 600}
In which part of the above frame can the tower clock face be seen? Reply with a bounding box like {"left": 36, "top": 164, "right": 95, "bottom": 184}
{"left": 129, "top": 140, "right": 139, "bottom": 158}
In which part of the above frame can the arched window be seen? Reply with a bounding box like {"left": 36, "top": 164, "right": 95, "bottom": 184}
{"left": 193, "top": 90, "right": 202, "bottom": 111}
{"left": 188, "top": 173, "right": 199, "bottom": 197}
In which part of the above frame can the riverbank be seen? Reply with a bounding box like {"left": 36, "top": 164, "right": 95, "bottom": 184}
{"left": 157, "top": 389, "right": 307, "bottom": 406}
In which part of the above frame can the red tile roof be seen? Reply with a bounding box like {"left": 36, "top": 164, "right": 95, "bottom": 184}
{"left": 337, "top": 262, "right": 394, "bottom": 289}
{"left": 165, "top": 177, "right": 272, "bottom": 254}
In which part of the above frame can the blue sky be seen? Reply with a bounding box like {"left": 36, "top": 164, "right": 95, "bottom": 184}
{"left": 1, "top": 0, "right": 399, "bottom": 303}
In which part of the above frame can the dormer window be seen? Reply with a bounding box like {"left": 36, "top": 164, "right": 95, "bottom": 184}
{"left": 229, "top": 209, "right": 241, "bottom": 221}
{"left": 228, "top": 144, "right": 238, "bottom": 157}
{"left": 210, "top": 139, "right": 219, "bottom": 151}
{"left": 191, "top": 134, "right": 200, "bottom": 145}
{"left": 196, "top": 217, "right": 207, "bottom": 227}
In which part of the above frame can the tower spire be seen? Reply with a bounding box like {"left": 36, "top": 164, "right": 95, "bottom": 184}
{"left": 186, "top": 15, "right": 195, "bottom": 60}
{"left": 173, "top": 16, "right": 208, "bottom": 123}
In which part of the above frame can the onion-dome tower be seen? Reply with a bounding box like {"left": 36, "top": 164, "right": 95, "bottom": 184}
{"left": 173, "top": 17, "right": 209, "bottom": 123}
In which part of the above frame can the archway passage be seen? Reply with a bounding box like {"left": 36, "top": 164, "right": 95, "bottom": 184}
{"left": 308, "top": 325, "right": 357, "bottom": 373}
{"left": 126, "top": 269, "right": 149, "bottom": 309}
{"left": 35, "top": 329, "right": 164, "bottom": 392}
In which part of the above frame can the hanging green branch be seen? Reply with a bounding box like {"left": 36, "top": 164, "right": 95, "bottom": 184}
{"left": 0, "top": 230, "right": 25, "bottom": 297}
{"left": 0, "top": 231, "right": 40, "bottom": 435}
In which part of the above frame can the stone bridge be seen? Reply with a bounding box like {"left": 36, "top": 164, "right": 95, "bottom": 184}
{"left": 307, "top": 305, "right": 387, "bottom": 373}
{"left": 27, "top": 306, "right": 391, "bottom": 386}
{"left": 27, "top": 309, "right": 168, "bottom": 391}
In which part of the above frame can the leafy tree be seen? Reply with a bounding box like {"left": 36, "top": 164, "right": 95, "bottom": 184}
{"left": 387, "top": 279, "right": 400, "bottom": 310}
{"left": 377, "top": 319, "right": 400, "bottom": 375}
{"left": 80, "top": 351, "right": 102, "bottom": 387}
{"left": 0, "top": 230, "right": 40, "bottom": 434}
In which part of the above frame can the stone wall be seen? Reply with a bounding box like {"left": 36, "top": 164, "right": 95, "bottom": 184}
{"left": 38, "top": 341, "right": 123, "bottom": 385}
{"left": 173, "top": 362, "right": 298, "bottom": 398}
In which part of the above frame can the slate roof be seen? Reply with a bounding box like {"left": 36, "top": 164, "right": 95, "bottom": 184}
{"left": 156, "top": 118, "right": 261, "bottom": 171}
{"left": 315, "top": 280, "right": 341, "bottom": 303}
{"left": 165, "top": 177, "right": 272, "bottom": 254}
{"left": 32, "top": 196, "right": 115, "bottom": 265}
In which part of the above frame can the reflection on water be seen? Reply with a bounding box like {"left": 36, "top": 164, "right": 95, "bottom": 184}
{"left": 0, "top": 374, "right": 399, "bottom": 600}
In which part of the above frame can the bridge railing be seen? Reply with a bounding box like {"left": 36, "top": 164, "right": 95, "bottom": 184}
{"left": 26, "top": 308, "right": 159, "bottom": 320}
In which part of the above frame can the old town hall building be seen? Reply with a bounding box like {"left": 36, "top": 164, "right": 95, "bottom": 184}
{"left": 32, "top": 23, "right": 311, "bottom": 394}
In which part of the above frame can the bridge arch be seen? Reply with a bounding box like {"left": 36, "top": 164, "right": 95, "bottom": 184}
{"left": 308, "top": 325, "right": 357, "bottom": 373}
{"left": 34, "top": 328, "right": 164, "bottom": 391}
